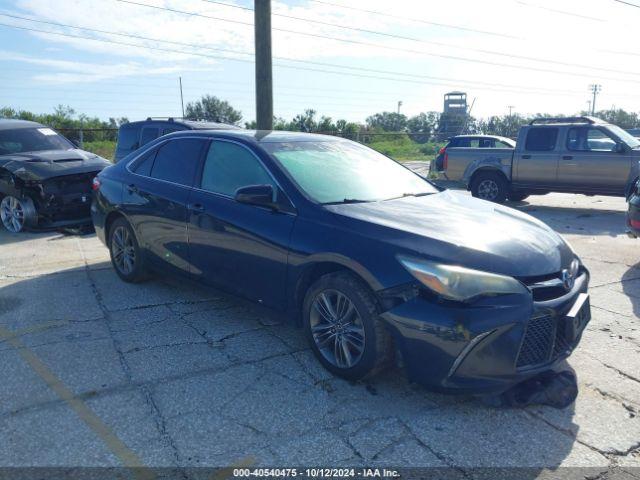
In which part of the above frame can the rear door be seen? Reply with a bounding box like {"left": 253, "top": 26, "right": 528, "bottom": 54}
{"left": 513, "top": 127, "right": 560, "bottom": 187}
{"left": 558, "top": 126, "right": 631, "bottom": 194}
{"left": 123, "top": 137, "right": 207, "bottom": 275}
{"left": 187, "top": 139, "right": 296, "bottom": 309}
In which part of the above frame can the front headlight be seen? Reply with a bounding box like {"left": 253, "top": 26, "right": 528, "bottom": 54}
{"left": 398, "top": 256, "right": 529, "bottom": 302}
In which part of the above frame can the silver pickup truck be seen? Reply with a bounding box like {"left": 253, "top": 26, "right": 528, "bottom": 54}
{"left": 432, "top": 117, "right": 640, "bottom": 203}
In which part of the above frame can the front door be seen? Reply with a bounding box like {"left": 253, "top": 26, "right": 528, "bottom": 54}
{"left": 187, "top": 139, "right": 296, "bottom": 309}
{"left": 558, "top": 126, "right": 631, "bottom": 194}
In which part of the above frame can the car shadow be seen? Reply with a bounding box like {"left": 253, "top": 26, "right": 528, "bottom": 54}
{"left": 0, "top": 262, "right": 585, "bottom": 472}
{"left": 509, "top": 201, "right": 627, "bottom": 237}
{"left": 621, "top": 262, "right": 640, "bottom": 318}
{"left": 0, "top": 227, "right": 94, "bottom": 246}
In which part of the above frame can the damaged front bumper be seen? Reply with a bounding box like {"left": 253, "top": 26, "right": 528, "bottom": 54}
{"left": 30, "top": 172, "right": 96, "bottom": 229}
{"left": 380, "top": 270, "right": 590, "bottom": 394}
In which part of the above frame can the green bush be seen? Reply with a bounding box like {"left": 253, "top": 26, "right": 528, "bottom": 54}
{"left": 83, "top": 140, "right": 116, "bottom": 162}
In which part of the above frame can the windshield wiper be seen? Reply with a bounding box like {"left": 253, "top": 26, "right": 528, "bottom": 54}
{"left": 384, "top": 192, "right": 435, "bottom": 201}
{"left": 322, "top": 198, "right": 372, "bottom": 205}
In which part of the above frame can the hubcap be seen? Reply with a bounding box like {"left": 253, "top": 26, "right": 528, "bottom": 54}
{"left": 111, "top": 226, "right": 136, "bottom": 275}
{"left": 477, "top": 179, "right": 499, "bottom": 200}
{"left": 310, "top": 289, "right": 366, "bottom": 369}
{"left": 0, "top": 196, "right": 25, "bottom": 233}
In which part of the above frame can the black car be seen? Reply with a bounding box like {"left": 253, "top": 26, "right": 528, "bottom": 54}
{"left": 627, "top": 178, "right": 640, "bottom": 238}
{"left": 0, "top": 119, "right": 111, "bottom": 232}
{"left": 114, "top": 117, "right": 240, "bottom": 162}
{"left": 92, "top": 130, "right": 591, "bottom": 394}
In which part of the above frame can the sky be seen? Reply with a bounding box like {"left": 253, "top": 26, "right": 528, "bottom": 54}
{"left": 1, "top": 0, "right": 640, "bottom": 124}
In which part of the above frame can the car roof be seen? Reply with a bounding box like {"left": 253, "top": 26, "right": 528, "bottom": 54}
{"left": 450, "top": 134, "right": 513, "bottom": 142}
{"left": 163, "top": 129, "right": 345, "bottom": 144}
{"left": 0, "top": 119, "right": 45, "bottom": 130}
{"left": 122, "top": 118, "right": 240, "bottom": 130}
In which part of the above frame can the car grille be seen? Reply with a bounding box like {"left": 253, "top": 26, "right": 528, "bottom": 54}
{"left": 516, "top": 315, "right": 574, "bottom": 369}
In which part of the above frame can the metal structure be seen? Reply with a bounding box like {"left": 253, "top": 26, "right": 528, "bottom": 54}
{"left": 438, "top": 92, "right": 468, "bottom": 141}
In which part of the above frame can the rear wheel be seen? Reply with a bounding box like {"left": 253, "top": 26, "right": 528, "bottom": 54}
{"left": 0, "top": 195, "right": 36, "bottom": 233}
{"left": 470, "top": 171, "right": 508, "bottom": 203}
{"left": 108, "top": 217, "right": 147, "bottom": 283}
{"left": 303, "top": 271, "right": 392, "bottom": 381}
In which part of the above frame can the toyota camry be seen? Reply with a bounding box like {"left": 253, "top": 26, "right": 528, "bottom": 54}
{"left": 92, "top": 130, "right": 590, "bottom": 393}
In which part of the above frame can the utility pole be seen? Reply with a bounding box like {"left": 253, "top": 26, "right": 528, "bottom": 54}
{"left": 589, "top": 84, "right": 602, "bottom": 116}
{"left": 255, "top": 0, "right": 273, "bottom": 130}
{"left": 179, "top": 77, "right": 185, "bottom": 118}
{"left": 397, "top": 101, "right": 403, "bottom": 115}
{"left": 508, "top": 105, "right": 515, "bottom": 117}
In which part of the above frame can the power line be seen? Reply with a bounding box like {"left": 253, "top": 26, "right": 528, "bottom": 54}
{"left": 305, "top": 0, "right": 519, "bottom": 39}
{"left": 194, "top": 0, "right": 640, "bottom": 78}
{"left": 114, "top": 0, "right": 640, "bottom": 81}
{"left": 0, "top": 14, "right": 597, "bottom": 95}
{"left": 612, "top": 0, "right": 640, "bottom": 7}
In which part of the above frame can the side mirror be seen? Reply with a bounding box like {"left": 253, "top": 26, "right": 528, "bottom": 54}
{"left": 235, "top": 184, "right": 277, "bottom": 210}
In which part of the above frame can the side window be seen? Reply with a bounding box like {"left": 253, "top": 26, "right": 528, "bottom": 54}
{"left": 587, "top": 128, "right": 617, "bottom": 152}
{"left": 140, "top": 127, "right": 159, "bottom": 147}
{"left": 478, "top": 138, "right": 494, "bottom": 148}
{"left": 118, "top": 126, "right": 140, "bottom": 151}
{"left": 447, "top": 139, "right": 459, "bottom": 148}
{"left": 468, "top": 139, "right": 481, "bottom": 148}
{"left": 457, "top": 138, "right": 471, "bottom": 147}
{"left": 150, "top": 139, "right": 205, "bottom": 186}
{"left": 200, "top": 141, "right": 276, "bottom": 197}
{"left": 496, "top": 141, "right": 513, "bottom": 149}
{"left": 525, "top": 128, "right": 558, "bottom": 152}
{"left": 567, "top": 128, "right": 617, "bottom": 152}
{"left": 131, "top": 149, "right": 157, "bottom": 176}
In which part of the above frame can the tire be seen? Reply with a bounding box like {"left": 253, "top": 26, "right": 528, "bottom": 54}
{"left": 508, "top": 191, "right": 529, "bottom": 202}
{"left": 0, "top": 195, "right": 37, "bottom": 233}
{"left": 303, "top": 271, "right": 392, "bottom": 381}
{"left": 108, "top": 217, "right": 148, "bottom": 283}
{"left": 470, "top": 171, "right": 508, "bottom": 203}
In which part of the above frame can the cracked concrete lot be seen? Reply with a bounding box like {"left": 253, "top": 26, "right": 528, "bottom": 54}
{"left": 0, "top": 190, "right": 639, "bottom": 478}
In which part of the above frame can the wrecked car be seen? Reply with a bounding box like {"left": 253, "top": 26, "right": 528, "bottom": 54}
{"left": 0, "top": 119, "right": 111, "bottom": 232}
{"left": 92, "top": 130, "right": 591, "bottom": 394}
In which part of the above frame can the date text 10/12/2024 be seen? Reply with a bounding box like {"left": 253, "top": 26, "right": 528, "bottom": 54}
{"left": 233, "top": 468, "right": 400, "bottom": 478}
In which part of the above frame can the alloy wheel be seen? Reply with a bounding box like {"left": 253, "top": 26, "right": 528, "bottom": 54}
{"left": 0, "top": 196, "right": 25, "bottom": 233}
{"left": 310, "top": 289, "right": 366, "bottom": 369}
{"left": 111, "top": 226, "right": 136, "bottom": 275}
{"left": 477, "top": 179, "right": 499, "bottom": 201}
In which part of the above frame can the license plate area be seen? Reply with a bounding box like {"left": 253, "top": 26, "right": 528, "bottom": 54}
{"left": 562, "top": 293, "right": 591, "bottom": 342}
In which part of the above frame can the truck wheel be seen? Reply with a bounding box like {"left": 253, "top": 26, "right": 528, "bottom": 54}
{"left": 509, "top": 192, "right": 529, "bottom": 202}
{"left": 471, "top": 172, "right": 508, "bottom": 203}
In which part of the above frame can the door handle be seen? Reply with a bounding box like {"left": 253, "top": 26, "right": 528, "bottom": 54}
{"left": 522, "top": 155, "right": 531, "bottom": 159}
{"left": 563, "top": 155, "right": 573, "bottom": 160}
{"left": 127, "top": 183, "right": 138, "bottom": 194}
{"left": 188, "top": 203, "right": 205, "bottom": 213}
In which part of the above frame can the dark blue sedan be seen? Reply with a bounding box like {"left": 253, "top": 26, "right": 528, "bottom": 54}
{"left": 91, "top": 130, "right": 591, "bottom": 394}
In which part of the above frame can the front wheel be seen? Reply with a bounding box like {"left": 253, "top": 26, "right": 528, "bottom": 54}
{"left": 470, "top": 172, "right": 508, "bottom": 203}
{"left": 0, "top": 195, "right": 37, "bottom": 232}
{"left": 108, "top": 217, "right": 148, "bottom": 283}
{"left": 303, "top": 271, "right": 392, "bottom": 381}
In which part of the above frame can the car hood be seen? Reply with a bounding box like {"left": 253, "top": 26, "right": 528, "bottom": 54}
{"left": 0, "top": 149, "right": 111, "bottom": 181}
{"left": 324, "top": 190, "right": 575, "bottom": 278}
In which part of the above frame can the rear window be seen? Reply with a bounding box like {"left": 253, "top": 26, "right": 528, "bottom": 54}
{"left": 525, "top": 128, "right": 558, "bottom": 152}
{"left": 131, "top": 149, "right": 156, "bottom": 176}
{"left": 140, "top": 128, "right": 159, "bottom": 147}
{"left": 118, "top": 126, "right": 140, "bottom": 151}
{"left": 150, "top": 138, "right": 205, "bottom": 186}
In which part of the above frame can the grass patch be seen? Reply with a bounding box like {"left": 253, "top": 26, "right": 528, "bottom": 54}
{"left": 83, "top": 140, "right": 116, "bottom": 162}
{"left": 366, "top": 135, "right": 442, "bottom": 162}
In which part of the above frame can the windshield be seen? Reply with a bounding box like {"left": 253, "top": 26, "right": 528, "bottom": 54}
{"left": 265, "top": 140, "right": 437, "bottom": 204}
{"left": 0, "top": 127, "right": 74, "bottom": 155}
{"left": 607, "top": 125, "right": 640, "bottom": 149}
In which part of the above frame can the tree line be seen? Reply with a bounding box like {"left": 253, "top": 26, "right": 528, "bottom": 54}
{"left": 4, "top": 95, "right": 640, "bottom": 144}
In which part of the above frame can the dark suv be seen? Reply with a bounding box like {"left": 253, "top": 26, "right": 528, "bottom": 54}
{"left": 114, "top": 118, "right": 239, "bottom": 162}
